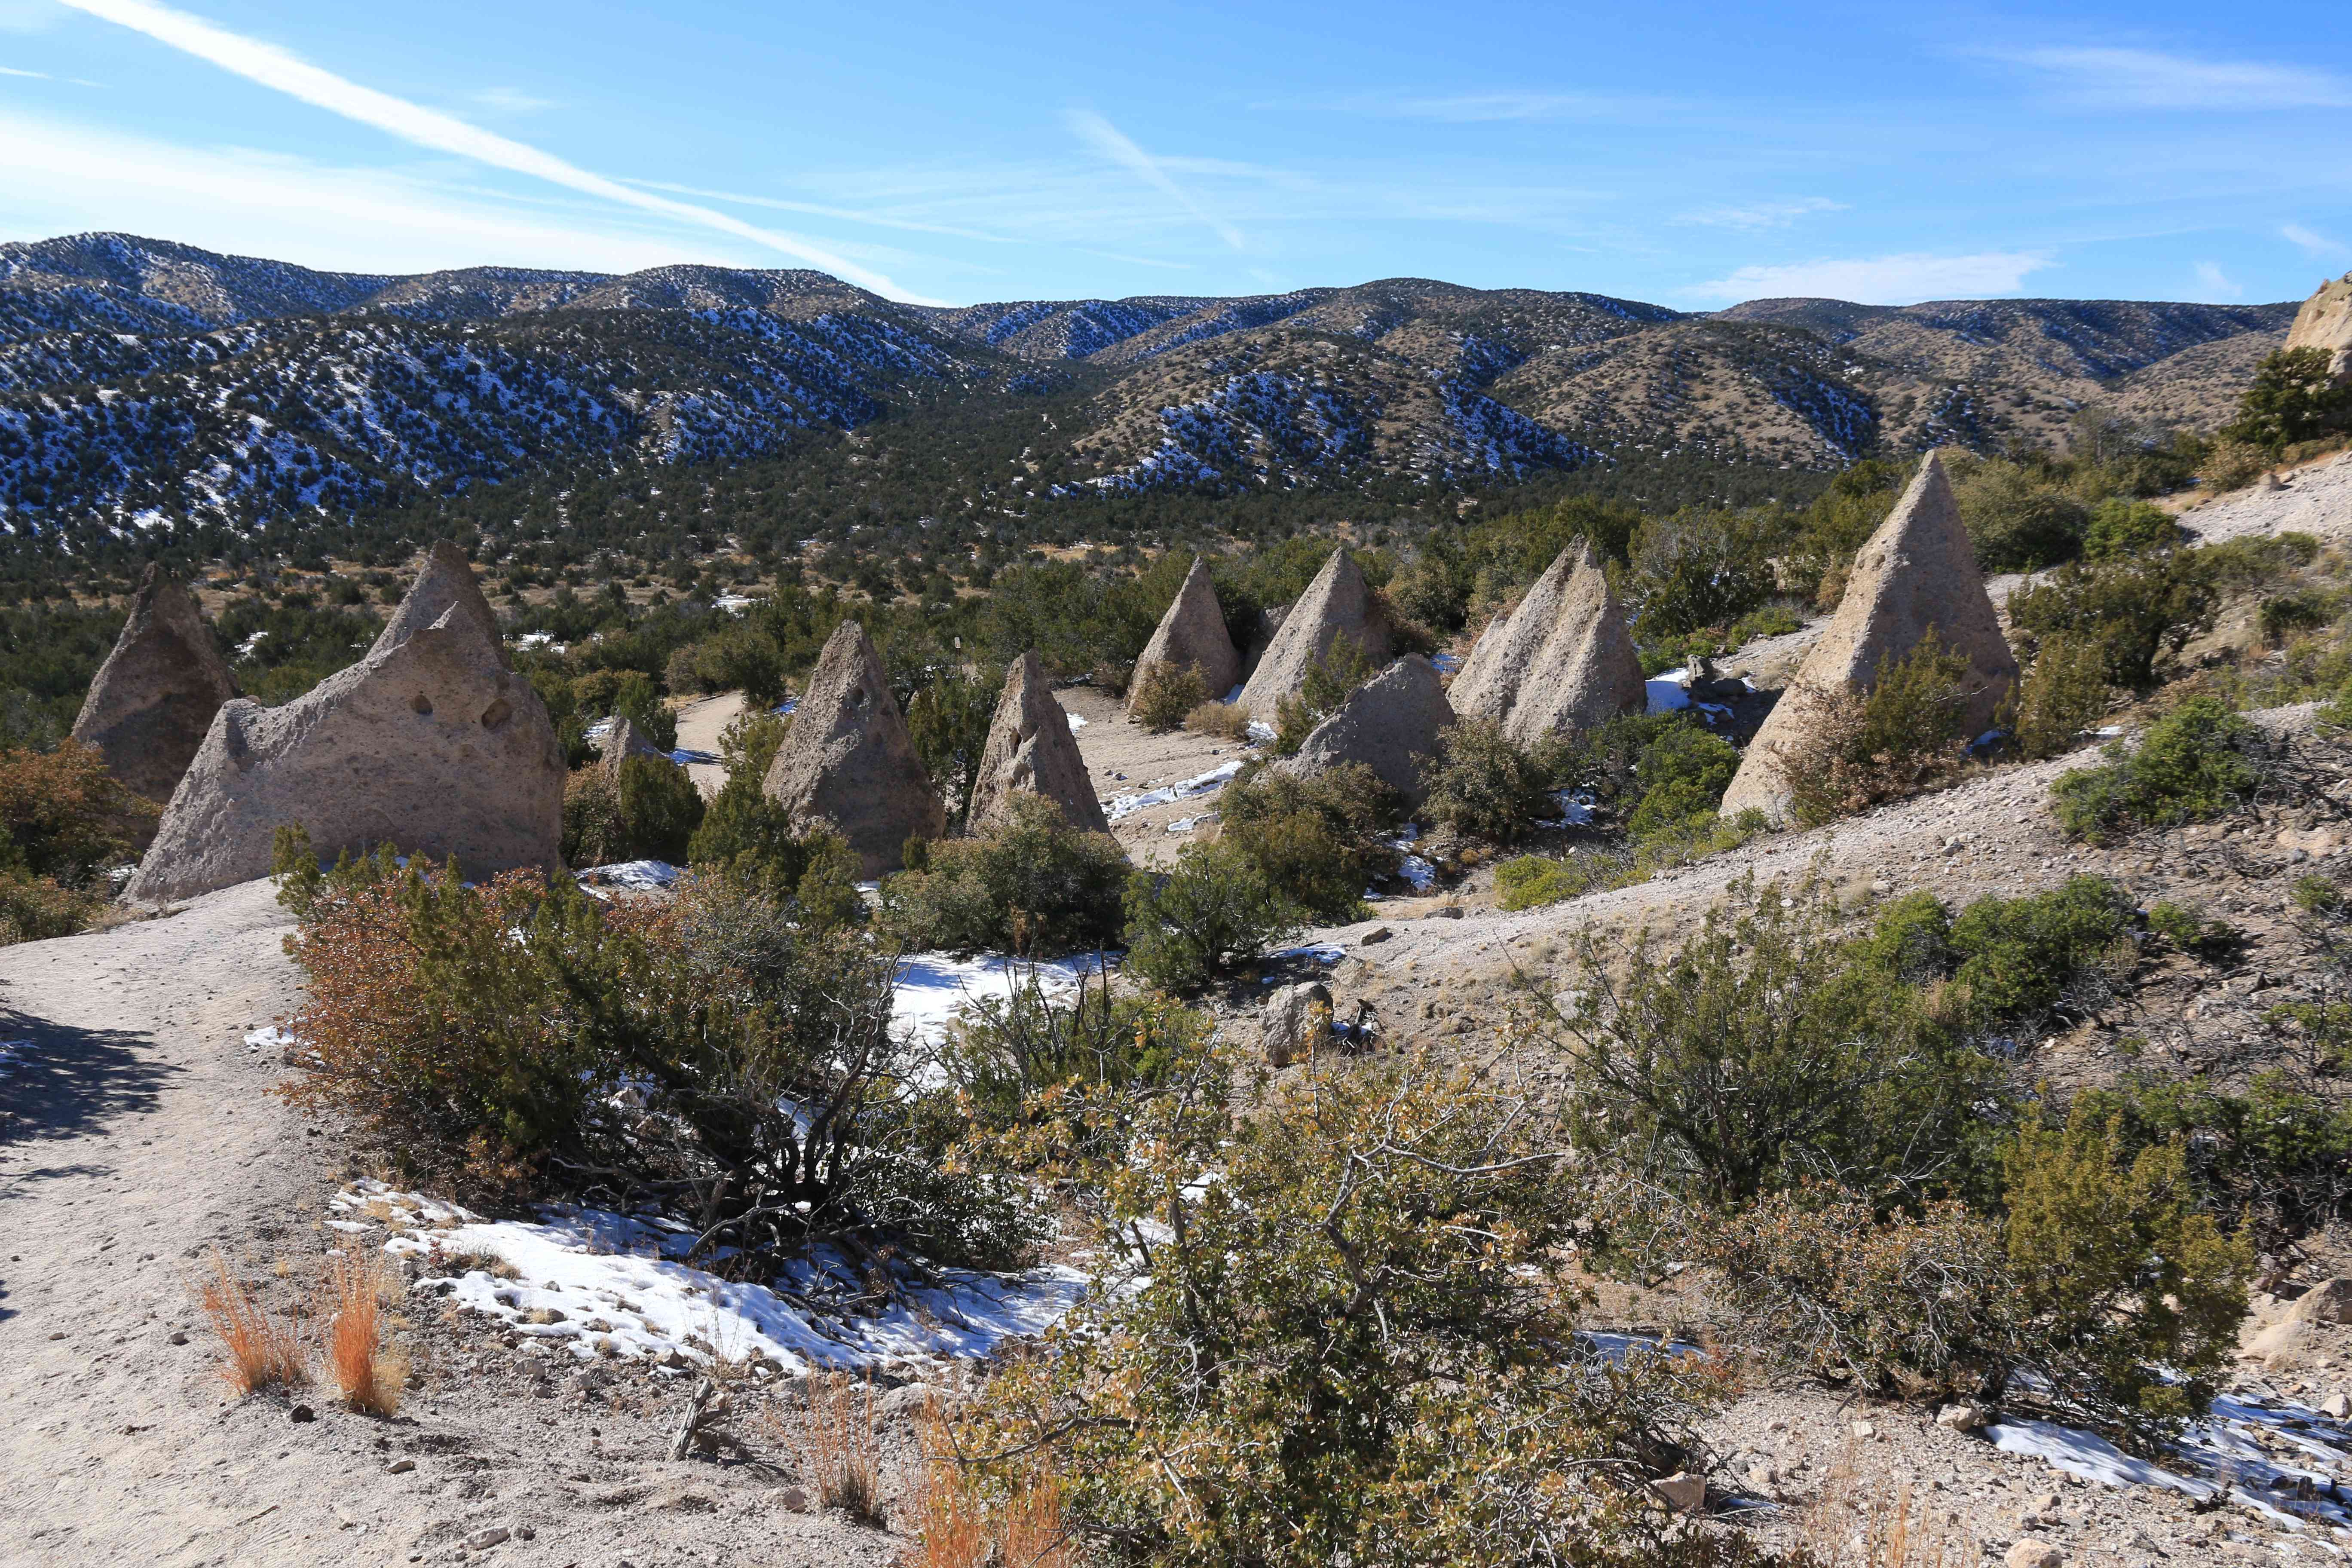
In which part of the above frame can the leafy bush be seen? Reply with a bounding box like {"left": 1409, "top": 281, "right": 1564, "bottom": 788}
{"left": 0, "top": 872, "right": 108, "bottom": 944}
{"left": 940, "top": 968, "right": 1203, "bottom": 1141}
{"left": 1217, "top": 762, "right": 1399, "bottom": 921}
{"left": 1417, "top": 718, "right": 1561, "bottom": 844}
{"left": 1495, "top": 854, "right": 1585, "bottom": 911}
{"left": 1943, "top": 876, "right": 2135, "bottom": 1026}
{"left": 2082, "top": 498, "right": 2178, "bottom": 560}
{"left": 562, "top": 754, "right": 706, "bottom": 866}
{"left": 2008, "top": 552, "right": 2216, "bottom": 689}
{"left": 877, "top": 794, "right": 1129, "bottom": 957}
{"left": 2260, "top": 589, "right": 2340, "bottom": 648}
{"left": 2073, "top": 1071, "right": 2352, "bottom": 1249}
{"left": 1127, "top": 662, "right": 1207, "bottom": 732}
{"left": 1269, "top": 637, "right": 1380, "bottom": 755}
{"left": 2010, "top": 633, "right": 2110, "bottom": 760}
{"left": 683, "top": 711, "right": 858, "bottom": 923}
{"left": 1623, "top": 506, "right": 1777, "bottom": 638}
{"left": 1623, "top": 723, "right": 1739, "bottom": 837}
{"left": 2201, "top": 438, "right": 2273, "bottom": 493}
{"left": 1121, "top": 840, "right": 1302, "bottom": 993}
{"left": 2223, "top": 346, "right": 2352, "bottom": 450}
{"left": 1954, "top": 460, "right": 2091, "bottom": 571}
{"left": 2145, "top": 900, "right": 2242, "bottom": 962}
{"left": 2052, "top": 697, "right": 2266, "bottom": 842}
{"left": 0, "top": 739, "right": 153, "bottom": 882}
{"left": 1785, "top": 639, "right": 1974, "bottom": 827}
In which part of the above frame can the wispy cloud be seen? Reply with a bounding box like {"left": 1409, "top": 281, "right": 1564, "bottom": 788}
{"left": 53, "top": 0, "right": 942, "bottom": 301}
{"left": 627, "top": 178, "right": 1013, "bottom": 244}
{"left": 1064, "top": 109, "right": 1245, "bottom": 252}
{"left": 1272, "top": 89, "right": 1680, "bottom": 122}
{"left": 2284, "top": 223, "right": 2348, "bottom": 258}
{"left": 1673, "top": 196, "right": 1845, "bottom": 231}
{"left": 0, "top": 62, "right": 100, "bottom": 84}
{"left": 1687, "top": 251, "right": 2055, "bottom": 305}
{"left": 470, "top": 86, "right": 552, "bottom": 113}
{"left": 1993, "top": 46, "right": 2352, "bottom": 110}
{"left": 2192, "top": 260, "right": 2243, "bottom": 300}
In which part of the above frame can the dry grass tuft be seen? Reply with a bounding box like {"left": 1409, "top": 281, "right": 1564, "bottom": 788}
{"left": 1795, "top": 1451, "right": 1977, "bottom": 1568}
{"left": 909, "top": 1401, "right": 1075, "bottom": 1568}
{"left": 1182, "top": 698, "right": 1253, "bottom": 741}
{"left": 198, "top": 1251, "right": 307, "bottom": 1395}
{"left": 322, "top": 1251, "right": 404, "bottom": 1415}
{"left": 793, "top": 1369, "right": 882, "bottom": 1525}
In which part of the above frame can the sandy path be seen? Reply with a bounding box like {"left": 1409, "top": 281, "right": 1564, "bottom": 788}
{"left": 1060, "top": 684, "right": 1256, "bottom": 867}
{"left": 672, "top": 690, "right": 748, "bottom": 799}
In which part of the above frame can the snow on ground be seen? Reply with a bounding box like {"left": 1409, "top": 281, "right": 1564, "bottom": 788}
{"left": 1066, "top": 712, "right": 1088, "bottom": 731}
{"left": 890, "top": 951, "right": 1114, "bottom": 1051}
{"left": 1646, "top": 669, "right": 1691, "bottom": 713}
{"left": 243, "top": 1026, "right": 294, "bottom": 1055}
{"left": 1106, "top": 759, "right": 1245, "bottom": 823}
{"left": 338, "top": 1182, "right": 1082, "bottom": 1377}
{"left": 0, "top": 1038, "right": 28, "bottom": 1079}
{"left": 574, "top": 860, "right": 683, "bottom": 893}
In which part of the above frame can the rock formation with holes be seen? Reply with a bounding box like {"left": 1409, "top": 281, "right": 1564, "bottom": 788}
{"left": 1128, "top": 557, "right": 1240, "bottom": 712}
{"left": 70, "top": 563, "right": 239, "bottom": 806}
{"left": 970, "top": 650, "right": 1109, "bottom": 834}
{"left": 1235, "top": 548, "right": 1392, "bottom": 714}
{"left": 1278, "top": 654, "right": 1455, "bottom": 809}
{"left": 759, "top": 620, "right": 945, "bottom": 875}
{"left": 126, "top": 543, "right": 564, "bottom": 903}
{"left": 1718, "top": 452, "right": 2018, "bottom": 824}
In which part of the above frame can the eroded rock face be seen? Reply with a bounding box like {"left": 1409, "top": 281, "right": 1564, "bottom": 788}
{"left": 2286, "top": 271, "right": 2352, "bottom": 381}
{"left": 1448, "top": 546, "right": 1579, "bottom": 724}
{"left": 1278, "top": 654, "right": 1455, "bottom": 810}
{"left": 971, "top": 650, "right": 1109, "bottom": 834}
{"left": 70, "top": 563, "right": 238, "bottom": 805}
{"left": 759, "top": 620, "right": 945, "bottom": 876}
{"left": 1236, "top": 548, "right": 1391, "bottom": 714}
{"left": 1128, "top": 557, "right": 1240, "bottom": 710}
{"left": 125, "top": 545, "right": 564, "bottom": 903}
{"left": 1719, "top": 452, "right": 2018, "bottom": 824}
{"left": 1494, "top": 542, "right": 1646, "bottom": 745}
{"left": 372, "top": 539, "right": 513, "bottom": 668}
{"left": 598, "top": 715, "right": 668, "bottom": 773}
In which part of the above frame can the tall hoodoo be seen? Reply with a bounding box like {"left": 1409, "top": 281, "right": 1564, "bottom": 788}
{"left": 70, "top": 563, "right": 239, "bottom": 806}
{"left": 759, "top": 620, "right": 945, "bottom": 876}
{"left": 1501, "top": 540, "right": 1648, "bottom": 745}
{"left": 124, "top": 542, "right": 564, "bottom": 903}
{"left": 597, "top": 715, "right": 668, "bottom": 774}
{"left": 1277, "top": 654, "right": 1456, "bottom": 811}
{"left": 371, "top": 539, "right": 512, "bottom": 667}
{"left": 1447, "top": 545, "right": 1580, "bottom": 724}
{"left": 1718, "top": 451, "right": 2018, "bottom": 824}
{"left": 1128, "top": 556, "right": 1240, "bottom": 711}
{"left": 2285, "top": 271, "right": 2352, "bottom": 382}
{"left": 970, "top": 650, "right": 1110, "bottom": 834}
{"left": 1235, "top": 548, "right": 1393, "bottom": 714}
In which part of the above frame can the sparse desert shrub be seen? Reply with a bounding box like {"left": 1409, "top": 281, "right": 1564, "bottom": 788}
{"left": 1217, "top": 761, "right": 1400, "bottom": 920}
{"left": 1943, "top": 876, "right": 2136, "bottom": 1026}
{"left": 1624, "top": 505, "right": 1778, "bottom": 638}
{"left": 322, "top": 1251, "right": 404, "bottom": 1416}
{"left": 1121, "top": 840, "right": 1302, "bottom": 994}
{"left": 2202, "top": 437, "right": 2272, "bottom": 493}
{"left": 1785, "top": 640, "right": 1974, "bottom": 827}
{"left": 1495, "top": 853, "right": 1587, "bottom": 911}
{"left": 0, "top": 872, "right": 108, "bottom": 945}
{"left": 561, "top": 753, "right": 706, "bottom": 866}
{"left": 2073, "top": 1071, "right": 2352, "bottom": 1249}
{"left": 0, "top": 739, "right": 153, "bottom": 944}
{"left": 2260, "top": 588, "right": 2340, "bottom": 648}
{"left": 1270, "top": 637, "right": 1380, "bottom": 754}
{"left": 2144, "top": 900, "right": 2242, "bottom": 963}
{"left": 941, "top": 967, "right": 1202, "bottom": 1140}
{"left": 2081, "top": 498, "right": 2179, "bottom": 560}
{"left": 1127, "top": 661, "right": 1208, "bottom": 732}
{"left": 877, "top": 793, "right": 1129, "bottom": 957}
{"left": 2008, "top": 552, "right": 2217, "bottom": 689}
{"left": 1181, "top": 698, "right": 1252, "bottom": 741}
{"left": 2051, "top": 697, "right": 2266, "bottom": 842}
{"left": 199, "top": 1251, "right": 307, "bottom": 1395}
{"left": 2009, "top": 632, "right": 2110, "bottom": 761}
{"left": 794, "top": 1371, "right": 882, "bottom": 1525}
{"left": 1418, "top": 717, "right": 1561, "bottom": 844}
{"left": 1952, "top": 461, "right": 2090, "bottom": 571}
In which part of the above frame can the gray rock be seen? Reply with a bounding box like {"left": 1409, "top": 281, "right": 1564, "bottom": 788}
{"left": 1235, "top": 548, "right": 1391, "bottom": 714}
{"left": 1447, "top": 545, "right": 1581, "bottom": 725}
{"left": 1650, "top": 1472, "right": 1706, "bottom": 1514}
{"left": 125, "top": 543, "right": 565, "bottom": 904}
{"left": 1499, "top": 540, "right": 1647, "bottom": 745}
{"left": 970, "top": 650, "right": 1110, "bottom": 834}
{"left": 1129, "top": 556, "right": 1239, "bottom": 710}
{"left": 1277, "top": 654, "right": 1454, "bottom": 809}
{"left": 1720, "top": 452, "right": 2018, "bottom": 824}
{"left": 597, "top": 714, "right": 668, "bottom": 773}
{"left": 2288, "top": 1277, "right": 2352, "bottom": 1324}
{"left": 760, "top": 621, "right": 945, "bottom": 876}
{"left": 1262, "top": 981, "right": 1333, "bottom": 1068}
{"left": 373, "top": 539, "right": 512, "bottom": 670}
{"left": 1937, "top": 1400, "right": 1990, "bottom": 1431}
{"left": 70, "top": 564, "right": 239, "bottom": 807}
{"left": 2003, "top": 1540, "right": 2063, "bottom": 1568}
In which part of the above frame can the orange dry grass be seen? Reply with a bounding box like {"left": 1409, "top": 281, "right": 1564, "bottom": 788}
{"left": 909, "top": 1404, "right": 1075, "bottom": 1568}
{"left": 322, "top": 1251, "right": 404, "bottom": 1415}
{"left": 1797, "top": 1451, "right": 1976, "bottom": 1568}
{"left": 798, "top": 1370, "right": 882, "bottom": 1525}
{"left": 198, "top": 1252, "right": 306, "bottom": 1395}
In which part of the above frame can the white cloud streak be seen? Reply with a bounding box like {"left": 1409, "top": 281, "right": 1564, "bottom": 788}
{"left": 52, "top": 0, "right": 943, "bottom": 302}
{"left": 1064, "top": 109, "right": 1245, "bottom": 252}
{"left": 627, "top": 178, "right": 1014, "bottom": 245}
{"left": 1996, "top": 46, "right": 2352, "bottom": 110}
{"left": 1687, "top": 251, "right": 2055, "bottom": 305}
{"left": 2192, "top": 260, "right": 2242, "bottom": 300}
{"left": 1673, "top": 196, "right": 1845, "bottom": 231}
{"left": 2283, "top": 223, "right": 2348, "bottom": 258}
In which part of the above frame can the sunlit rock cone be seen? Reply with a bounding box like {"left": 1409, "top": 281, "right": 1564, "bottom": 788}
{"left": 760, "top": 620, "right": 945, "bottom": 876}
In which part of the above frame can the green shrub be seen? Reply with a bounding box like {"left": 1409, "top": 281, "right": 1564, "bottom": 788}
{"left": 1217, "top": 762, "right": 1399, "bottom": 921}
{"left": 1954, "top": 461, "right": 2090, "bottom": 571}
{"left": 2010, "top": 633, "right": 2110, "bottom": 760}
{"left": 1944, "top": 876, "right": 2135, "bottom": 1025}
{"left": 683, "top": 710, "right": 856, "bottom": 924}
{"left": 1269, "top": 638, "right": 1380, "bottom": 755}
{"left": 0, "top": 738, "right": 153, "bottom": 885}
{"left": 1121, "top": 840, "right": 1302, "bottom": 993}
{"left": 1494, "top": 854, "right": 1585, "bottom": 911}
{"left": 2223, "top": 346, "right": 2352, "bottom": 450}
{"left": 2074, "top": 1072, "right": 2352, "bottom": 1248}
{"left": 1417, "top": 718, "right": 1561, "bottom": 844}
{"left": 2052, "top": 698, "right": 2266, "bottom": 842}
{"left": 1623, "top": 506, "right": 1777, "bottom": 637}
{"left": 0, "top": 871, "right": 108, "bottom": 944}
{"left": 2008, "top": 553, "right": 2216, "bottom": 689}
{"left": 575, "top": 669, "right": 678, "bottom": 751}
{"left": 1128, "top": 661, "right": 1208, "bottom": 733}
{"left": 561, "top": 753, "right": 706, "bottom": 866}
{"left": 1785, "top": 639, "right": 1974, "bottom": 827}
{"left": 2082, "top": 498, "right": 2179, "bottom": 560}
{"left": 2145, "top": 900, "right": 2242, "bottom": 962}
{"left": 877, "top": 794, "right": 1129, "bottom": 957}
{"left": 1623, "top": 723, "right": 1738, "bottom": 838}
{"left": 2260, "top": 589, "right": 2340, "bottom": 648}
{"left": 940, "top": 969, "right": 1204, "bottom": 1140}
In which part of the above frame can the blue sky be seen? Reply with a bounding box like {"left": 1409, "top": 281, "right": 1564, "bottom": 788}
{"left": 0, "top": 0, "right": 2345, "bottom": 309}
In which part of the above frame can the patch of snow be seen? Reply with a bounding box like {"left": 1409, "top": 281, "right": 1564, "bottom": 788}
{"left": 0, "top": 1038, "right": 29, "bottom": 1078}
{"left": 243, "top": 1026, "right": 295, "bottom": 1054}
{"left": 1245, "top": 719, "right": 1276, "bottom": 744}
{"left": 714, "top": 594, "right": 760, "bottom": 615}
{"left": 1106, "top": 759, "right": 1244, "bottom": 822}
{"left": 1066, "top": 712, "right": 1087, "bottom": 731}
{"left": 1993, "top": 1389, "right": 2352, "bottom": 1531}
{"left": 669, "top": 748, "right": 719, "bottom": 766}
{"left": 1166, "top": 812, "right": 1217, "bottom": 834}
{"left": 1396, "top": 855, "right": 1436, "bottom": 890}
{"left": 1430, "top": 653, "right": 1461, "bottom": 674}
{"left": 575, "top": 861, "right": 681, "bottom": 893}
{"left": 1645, "top": 670, "right": 1690, "bottom": 713}
{"left": 1550, "top": 791, "right": 1596, "bottom": 826}
{"left": 1989, "top": 1418, "right": 2216, "bottom": 1501}
{"left": 890, "top": 952, "right": 1114, "bottom": 1052}
{"left": 514, "top": 630, "right": 557, "bottom": 650}
{"left": 1270, "top": 942, "right": 1346, "bottom": 968}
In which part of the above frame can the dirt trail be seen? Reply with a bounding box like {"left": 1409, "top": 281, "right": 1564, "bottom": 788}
{"left": 672, "top": 689, "right": 748, "bottom": 799}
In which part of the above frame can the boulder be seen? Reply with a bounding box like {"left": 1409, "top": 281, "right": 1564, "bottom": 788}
{"left": 2288, "top": 1277, "right": 2352, "bottom": 1326}
{"left": 1128, "top": 557, "right": 1239, "bottom": 711}
{"left": 1262, "top": 981, "right": 1333, "bottom": 1068}
{"left": 1718, "top": 452, "right": 2018, "bottom": 824}
{"left": 1235, "top": 548, "right": 1391, "bottom": 714}
{"left": 125, "top": 545, "right": 564, "bottom": 903}
{"left": 760, "top": 621, "right": 945, "bottom": 876}
{"left": 2286, "top": 271, "right": 2352, "bottom": 381}
{"left": 1498, "top": 541, "right": 1647, "bottom": 745}
{"left": 69, "top": 563, "right": 239, "bottom": 805}
{"left": 1277, "top": 655, "right": 1455, "bottom": 809}
{"left": 970, "top": 650, "right": 1110, "bottom": 834}
{"left": 597, "top": 715, "right": 669, "bottom": 773}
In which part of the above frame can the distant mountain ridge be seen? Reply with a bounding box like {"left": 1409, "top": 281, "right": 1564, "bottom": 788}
{"left": 0, "top": 232, "right": 2300, "bottom": 542}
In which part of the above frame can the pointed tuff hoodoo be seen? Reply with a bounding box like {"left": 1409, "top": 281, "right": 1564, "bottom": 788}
{"left": 1718, "top": 452, "right": 2018, "bottom": 825}
{"left": 1235, "top": 548, "right": 1392, "bottom": 714}
{"left": 970, "top": 650, "right": 1110, "bottom": 835}
{"left": 125, "top": 543, "right": 564, "bottom": 904}
{"left": 1278, "top": 654, "right": 1455, "bottom": 810}
{"left": 1447, "top": 546, "right": 1580, "bottom": 725}
{"left": 2285, "top": 271, "right": 2352, "bottom": 382}
{"left": 760, "top": 621, "right": 945, "bottom": 876}
{"left": 597, "top": 715, "right": 668, "bottom": 774}
{"left": 1501, "top": 542, "right": 1648, "bottom": 745}
{"left": 1128, "top": 557, "right": 1240, "bottom": 712}
{"left": 70, "top": 563, "right": 239, "bottom": 806}
{"left": 372, "top": 539, "right": 512, "bottom": 668}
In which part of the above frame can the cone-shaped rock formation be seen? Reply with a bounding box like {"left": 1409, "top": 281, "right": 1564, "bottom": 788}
{"left": 760, "top": 621, "right": 945, "bottom": 876}
{"left": 70, "top": 564, "right": 239, "bottom": 805}
{"left": 126, "top": 544, "right": 564, "bottom": 903}
{"left": 598, "top": 715, "right": 668, "bottom": 773}
{"left": 1235, "top": 548, "right": 1391, "bottom": 714}
{"left": 1128, "top": 557, "right": 1240, "bottom": 711}
{"left": 1719, "top": 452, "right": 2018, "bottom": 824}
{"left": 1447, "top": 546, "right": 1578, "bottom": 725}
{"left": 2287, "top": 271, "right": 2352, "bottom": 382}
{"left": 1278, "top": 654, "right": 1455, "bottom": 810}
{"left": 372, "top": 540, "right": 512, "bottom": 668}
{"left": 1500, "top": 542, "right": 1648, "bottom": 745}
{"left": 970, "top": 650, "right": 1109, "bottom": 834}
